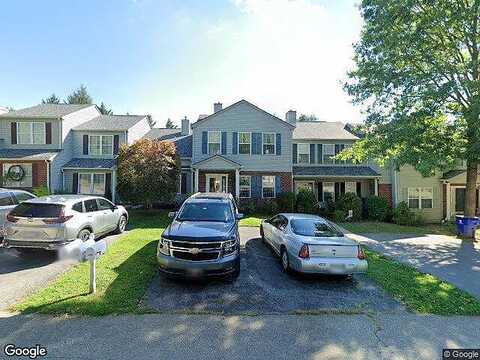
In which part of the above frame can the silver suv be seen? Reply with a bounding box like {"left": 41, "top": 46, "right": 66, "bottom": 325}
{"left": 0, "top": 189, "right": 36, "bottom": 238}
{"left": 3, "top": 195, "right": 128, "bottom": 251}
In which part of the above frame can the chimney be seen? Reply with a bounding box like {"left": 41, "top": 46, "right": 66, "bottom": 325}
{"left": 181, "top": 116, "right": 190, "bottom": 136}
{"left": 286, "top": 110, "right": 296, "bottom": 125}
{"left": 214, "top": 102, "right": 223, "bottom": 113}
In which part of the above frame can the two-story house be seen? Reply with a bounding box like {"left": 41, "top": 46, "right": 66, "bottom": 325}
{"left": 0, "top": 104, "right": 150, "bottom": 202}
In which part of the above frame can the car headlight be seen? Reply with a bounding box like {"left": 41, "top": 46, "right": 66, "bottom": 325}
{"left": 222, "top": 238, "right": 238, "bottom": 256}
{"left": 158, "top": 237, "right": 171, "bottom": 256}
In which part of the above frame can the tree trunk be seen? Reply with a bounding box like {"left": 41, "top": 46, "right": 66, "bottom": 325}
{"left": 464, "top": 160, "right": 478, "bottom": 217}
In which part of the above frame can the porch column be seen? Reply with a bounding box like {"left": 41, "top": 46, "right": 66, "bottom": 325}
{"left": 112, "top": 170, "right": 116, "bottom": 203}
{"left": 374, "top": 178, "right": 379, "bottom": 196}
{"left": 446, "top": 182, "right": 451, "bottom": 221}
{"left": 235, "top": 168, "right": 240, "bottom": 199}
{"left": 194, "top": 169, "right": 199, "bottom": 193}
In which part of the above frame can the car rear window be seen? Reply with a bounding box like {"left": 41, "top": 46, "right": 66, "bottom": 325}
{"left": 291, "top": 219, "right": 343, "bottom": 237}
{"left": 177, "top": 201, "right": 233, "bottom": 222}
{"left": 10, "top": 203, "right": 64, "bottom": 218}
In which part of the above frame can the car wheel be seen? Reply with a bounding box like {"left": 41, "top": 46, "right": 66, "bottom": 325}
{"left": 77, "top": 228, "right": 92, "bottom": 242}
{"left": 280, "top": 248, "right": 290, "bottom": 273}
{"left": 115, "top": 215, "right": 127, "bottom": 234}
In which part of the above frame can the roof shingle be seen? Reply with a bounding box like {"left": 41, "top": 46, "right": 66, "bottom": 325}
{"left": 73, "top": 115, "right": 147, "bottom": 131}
{"left": 0, "top": 104, "right": 94, "bottom": 118}
{"left": 62, "top": 158, "right": 117, "bottom": 169}
{"left": 0, "top": 149, "right": 59, "bottom": 160}
{"left": 293, "top": 121, "right": 358, "bottom": 140}
{"left": 293, "top": 165, "right": 380, "bottom": 177}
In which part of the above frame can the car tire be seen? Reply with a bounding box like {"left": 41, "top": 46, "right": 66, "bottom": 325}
{"left": 260, "top": 225, "right": 265, "bottom": 243}
{"left": 77, "top": 228, "right": 92, "bottom": 242}
{"left": 280, "top": 247, "right": 290, "bottom": 273}
{"left": 115, "top": 215, "right": 127, "bottom": 234}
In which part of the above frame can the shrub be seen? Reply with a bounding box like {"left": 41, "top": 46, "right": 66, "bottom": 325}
{"left": 295, "top": 189, "right": 317, "bottom": 214}
{"left": 32, "top": 186, "right": 49, "bottom": 197}
{"left": 277, "top": 192, "right": 295, "bottom": 212}
{"left": 366, "top": 195, "right": 390, "bottom": 221}
{"left": 393, "top": 201, "right": 418, "bottom": 225}
{"left": 335, "top": 192, "right": 362, "bottom": 220}
{"left": 240, "top": 200, "right": 257, "bottom": 215}
{"left": 260, "top": 200, "right": 279, "bottom": 215}
{"left": 333, "top": 209, "right": 347, "bottom": 222}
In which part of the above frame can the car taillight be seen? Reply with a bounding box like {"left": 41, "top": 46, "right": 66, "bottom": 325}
{"left": 298, "top": 244, "right": 310, "bottom": 259}
{"left": 358, "top": 246, "right": 366, "bottom": 260}
{"left": 43, "top": 215, "right": 74, "bottom": 224}
{"left": 6, "top": 213, "right": 19, "bottom": 223}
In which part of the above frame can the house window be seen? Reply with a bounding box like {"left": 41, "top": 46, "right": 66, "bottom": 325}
{"left": 238, "top": 132, "right": 251, "bottom": 154}
{"left": 2, "top": 163, "right": 33, "bottom": 188}
{"left": 263, "top": 133, "right": 275, "bottom": 155}
{"left": 79, "top": 173, "right": 105, "bottom": 195}
{"left": 262, "top": 176, "right": 275, "bottom": 198}
{"left": 408, "top": 187, "right": 433, "bottom": 209}
{"left": 323, "top": 182, "right": 335, "bottom": 202}
{"left": 297, "top": 143, "right": 310, "bottom": 164}
{"left": 323, "top": 144, "right": 335, "bottom": 164}
{"left": 89, "top": 135, "right": 113, "bottom": 156}
{"left": 208, "top": 131, "right": 221, "bottom": 155}
{"left": 295, "top": 181, "right": 314, "bottom": 194}
{"left": 239, "top": 175, "right": 251, "bottom": 198}
{"left": 17, "top": 122, "right": 46, "bottom": 145}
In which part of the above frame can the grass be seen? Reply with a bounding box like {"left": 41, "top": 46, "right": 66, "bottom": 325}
{"left": 13, "top": 210, "right": 169, "bottom": 316}
{"left": 339, "top": 221, "right": 458, "bottom": 236}
{"left": 364, "top": 247, "right": 480, "bottom": 315}
{"left": 239, "top": 214, "right": 266, "bottom": 227}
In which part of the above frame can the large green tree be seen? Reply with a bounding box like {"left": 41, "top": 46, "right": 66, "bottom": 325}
{"left": 165, "top": 118, "right": 178, "bottom": 129}
{"left": 66, "top": 85, "right": 93, "bottom": 104}
{"left": 42, "top": 93, "right": 61, "bottom": 104}
{"left": 343, "top": 0, "right": 480, "bottom": 217}
{"left": 98, "top": 102, "right": 113, "bottom": 115}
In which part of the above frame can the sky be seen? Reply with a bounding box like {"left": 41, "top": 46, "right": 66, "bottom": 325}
{"left": 0, "top": 0, "right": 364, "bottom": 127}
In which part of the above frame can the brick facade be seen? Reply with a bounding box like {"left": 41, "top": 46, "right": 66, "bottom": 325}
{"left": 378, "top": 183, "right": 393, "bottom": 207}
{"left": 0, "top": 160, "right": 48, "bottom": 189}
{"left": 240, "top": 171, "right": 293, "bottom": 194}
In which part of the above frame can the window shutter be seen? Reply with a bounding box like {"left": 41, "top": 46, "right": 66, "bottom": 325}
{"left": 318, "top": 182, "right": 323, "bottom": 201}
{"left": 11, "top": 122, "right": 17, "bottom": 144}
{"left": 251, "top": 175, "right": 262, "bottom": 198}
{"left": 252, "top": 133, "right": 262, "bottom": 154}
{"left": 113, "top": 135, "right": 120, "bottom": 155}
{"left": 45, "top": 122, "right": 52, "bottom": 144}
{"left": 276, "top": 133, "right": 281, "bottom": 155}
{"left": 221, "top": 132, "right": 227, "bottom": 155}
{"left": 292, "top": 144, "right": 297, "bottom": 164}
{"left": 72, "top": 173, "right": 79, "bottom": 194}
{"left": 317, "top": 144, "right": 323, "bottom": 163}
{"left": 202, "top": 131, "right": 207, "bottom": 154}
{"left": 275, "top": 175, "right": 281, "bottom": 196}
{"left": 335, "top": 144, "right": 341, "bottom": 156}
{"left": 310, "top": 144, "right": 316, "bottom": 164}
{"left": 232, "top": 132, "right": 238, "bottom": 154}
{"left": 83, "top": 135, "right": 89, "bottom": 155}
{"left": 105, "top": 173, "right": 112, "bottom": 200}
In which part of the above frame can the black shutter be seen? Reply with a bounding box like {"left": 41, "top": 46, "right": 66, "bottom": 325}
{"left": 105, "top": 173, "right": 112, "bottom": 200}
{"left": 317, "top": 182, "right": 323, "bottom": 202}
{"left": 113, "top": 135, "right": 120, "bottom": 155}
{"left": 11, "top": 122, "right": 17, "bottom": 144}
{"left": 72, "top": 173, "right": 78, "bottom": 194}
{"left": 317, "top": 144, "right": 323, "bottom": 163}
{"left": 181, "top": 173, "right": 187, "bottom": 194}
{"left": 45, "top": 122, "right": 52, "bottom": 144}
{"left": 356, "top": 182, "right": 362, "bottom": 197}
{"left": 292, "top": 144, "right": 297, "bottom": 164}
{"left": 335, "top": 182, "right": 341, "bottom": 201}
{"left": 83, "top": 135, "right": 89, "bottom": 155}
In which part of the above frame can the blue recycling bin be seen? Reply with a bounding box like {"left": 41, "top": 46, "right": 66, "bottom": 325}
{"left": 455, "top": 215, "right": 480, "bottom": 238}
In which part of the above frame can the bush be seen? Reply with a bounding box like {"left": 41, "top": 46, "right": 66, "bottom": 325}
{"left": 366, "top": 195, "right": 390, "bottom": 221}
{"left": 333, "top": 209, "right": 347, "bottom": 222}
{"left": 335, "top": 192, "right": 362, "bottom": 220}
{"left": 277, "top": 192, "right": 295, "bottom": 212}
{"left": 32, "top": 186, "right": 49, "bottom": 197}
{"left": 240, "top": 200, "right": 257, "bottom": 215}
{"left": 260, "top": 200, "right": 279, "bottom": 215}
{"left": 393, "top": 201, "right": 420, "bottom": 225}
{"left": 296, "top": 189, "right": 317, "bottom": 214}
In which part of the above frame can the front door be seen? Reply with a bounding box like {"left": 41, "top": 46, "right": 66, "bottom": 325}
{"left": 206, "top": 174, "right": 228, "bottom": 193}
{"left": 455, "top": 188, "right": 466, "bottom": 213}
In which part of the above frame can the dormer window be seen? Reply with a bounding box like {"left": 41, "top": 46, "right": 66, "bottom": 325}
{"left": 89, "top": 135, "right": 113, "bottom": 156}
{"left": 17, "top": 122, "right": 46, "bottom": 145}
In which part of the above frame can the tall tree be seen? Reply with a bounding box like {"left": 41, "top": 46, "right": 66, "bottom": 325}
{"left": 146, "top": 114, "right": 156, "bottom": 128}
{"left": 298, "top": 114, "right": 318, "bottom": 122}
{"left": 343, "top": 0, "right": 480, "bottom": 217}
{"left": 98, "top": 102, "right": 113, "bottom": 115}
{"left": 66, "top": 85, "right": 93, "bottom": 104}
{"left": 42, "top": 93, "right": 61, "bottom": 104}
{"left": 165, "top": 118, "right": 178, "bottom": 129}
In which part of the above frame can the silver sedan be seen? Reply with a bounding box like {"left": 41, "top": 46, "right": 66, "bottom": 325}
{"left": 260, "top": 213, "right": 367, "bottom": 275}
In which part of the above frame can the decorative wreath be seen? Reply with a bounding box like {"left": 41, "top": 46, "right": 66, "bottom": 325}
{"left": 6, "top": 165, "right": 25, "bottom": 182}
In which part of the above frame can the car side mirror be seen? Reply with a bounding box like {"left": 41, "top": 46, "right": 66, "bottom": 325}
{"left": 236, "top": 213, "right": 244, "bottom": 220}
{"left": 168, "top": 211, "right": 177, "bottom": 219}
{"left": 112, "top": 205, "right": 118, "bottom": 211}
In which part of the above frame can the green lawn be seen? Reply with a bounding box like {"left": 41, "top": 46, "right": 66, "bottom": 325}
{"left": 13, "top": 210, "right": 169, "bottom": 316}
{"left": 239, "top": 214, "right": 266, "bottom": 227}
{"left": 364, "top": 248, "right": 480, "bottom": 315}
{"left": 339, "top": 221, "right": 458, "bottom": 236}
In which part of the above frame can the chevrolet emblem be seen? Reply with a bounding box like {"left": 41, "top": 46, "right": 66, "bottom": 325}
{"left": 190, "top": 248, "right": 201, "bottom": 255}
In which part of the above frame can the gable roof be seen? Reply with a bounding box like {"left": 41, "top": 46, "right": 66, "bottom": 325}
{"left": 143, "top": 128, "right": 182, "bottom": 140}
{"left": 293, "top": 121, "right": 359, "bottom": 140}
{"left": 293, "top": 165, "right": 380, "bottom": 177}
{"left": 192, "top": 154, "right": 242, "bottom": 169}
{"left": 0, "top": 104, "right": 94, "bottom": 119}
{"left": 62, "top": 158, "right": 117, "bottom": 169}
{"left": 142, "top": 129, "right": 193, "bottom": 158}
{"left": 191, "top": 99, "right": 295, "bottom": 129}
{"left": 73, "top": 115, "right": 147, "bottom": 131}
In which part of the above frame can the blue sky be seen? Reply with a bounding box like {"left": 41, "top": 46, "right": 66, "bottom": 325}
{"left": 0, "top": 0, "right": 363, "bottom": 127}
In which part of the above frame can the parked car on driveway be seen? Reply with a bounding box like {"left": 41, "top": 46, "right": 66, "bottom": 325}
{"left": 157, "top": 192, "right": 242, "bottom": 280}
{"left": 0, "top": 189, "right": 36, "bottom": 239}
{"left": 260, "top": 213, "right": 367, "bottom": 275}
{"left": 3, "top": 195, "right": 128, "bottom": 251}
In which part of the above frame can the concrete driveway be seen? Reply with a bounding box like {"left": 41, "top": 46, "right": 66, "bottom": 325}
{"left": 0, "top": 231, "right": 126, "bottom": 311}
{"left": 347, "top": 232, "right": 480, "bottom": 299}
{"left": 144, "top": 227, "right": 404, "bottom": 315}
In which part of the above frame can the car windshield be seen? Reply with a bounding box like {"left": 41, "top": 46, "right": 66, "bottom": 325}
{"left": 10, "top": 203, "right": 64, "bottom": 218}
{"left": 177, "top": 201, "right": 233, "bottom": 222}
{"left": 291, "top": 219, "right": 343, "bottom": 237}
